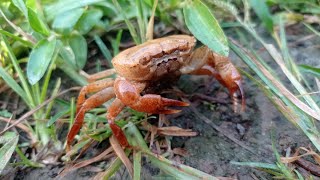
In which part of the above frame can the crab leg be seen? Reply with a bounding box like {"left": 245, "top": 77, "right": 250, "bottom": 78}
{"left": 101, "top": 78, "right": 189, "bottom": 148}
{"left": 67, "top": 85, "right": 115, "bottom": 150}
{"left": 76, "top": 78, "right": 114, "bottom": 114}
{"left": 82, "top": 69, "right": 116, "bottom": 83}
{"left": 106, "top": 98, "right": 127, "bottom": 147}
{"left": 114, "top": 78, "right": 189, "bottom": 114}
{"left": 181, "top": 46, "right": 245, "bottom": 111}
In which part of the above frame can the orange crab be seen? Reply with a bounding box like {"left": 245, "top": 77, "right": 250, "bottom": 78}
{"left": 66, "top": 35, "right": 244, "bottom": 150}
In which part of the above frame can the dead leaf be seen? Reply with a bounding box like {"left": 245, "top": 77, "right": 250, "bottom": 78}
{"left": 110, "top": 135, "right": 133, "bottom": 178}
{"left": 59, "top": 146, "right": 113, "bottom": 178}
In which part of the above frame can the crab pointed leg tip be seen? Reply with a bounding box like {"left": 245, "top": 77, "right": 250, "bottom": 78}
{"left": 162, "top": 98, "right": 189, "bottom": 107}
{"left": 159, "top": 109, "right": 182, "bottom": 114}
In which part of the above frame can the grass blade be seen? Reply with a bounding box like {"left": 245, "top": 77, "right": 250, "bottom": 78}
{"left": 136, "top": 0, "right": 147, "bottom": 42}
{"left": 0, "top": 132, "right": 19, "bottom": 174}
{"left": 1, "top": 35, "right": 34, "bottom": 107}
{"left": 299, "top": 64, "right": 320, "bottom": 78}
{"left": 0, "top": 66, "right": 28, "bottom": 104}
{"left": 249, "top": 0, "right": 274, "bottom": 33}
{"left": 125, "top": 122, "right": 217, "bottom": 179}
{"left": 133, "top": 150, "right": 141, "bottom": 180}
{"left": 0, "top": 30, "right": 33, "bottom": 47}
{"left": 230, "top": 41, "right": 320, "bottom": 151}
{"left": 93, "top": 35, "right": 113, "bottom": 67}
{"left": 112, "top": 0, "right": 140, "bottom": 44}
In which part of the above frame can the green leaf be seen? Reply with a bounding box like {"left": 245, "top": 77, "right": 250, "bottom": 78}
{"left": 299, "top": 64, "right": 320, "bottom": 78}
{"left": 12, "top": 0, "right": 28, "bottom": 18}
{"left": 93, "top": 35, "right": 112, "bottom": 67}
{"left": 68, "top": 34, "right": 87, "bottom": 70}
{"left": 0, "top": 29, "right": 33, "bottom": 47}
{"left": 133, "top": 151, "right": 142, "bottom": 180}
{"left": 47, "top": 108, "right": 70, "bottom": 127}
{"left": 0, "top": 66, "right": 28, "bottom": 103}
{"left": 0, "top": 132, "right": 19, "bottom": 174}
{"left": 249, "top": 0, "right": 274, "bottom": 33}
{"left": 59, "top": 45, "right": 76, "bottom": 68}
{"left": 183, "top": 0, "right": 229, "bottom": 56}
{"left": 27, "top": 38, "right": 57, "bottom": 85}
{"left": 44, "top": 0, "right": 104, "bottom": 20}
{"left": 52, "top": 8, "right": 84, "bottom": 35}
{"left": 27, "top": 7, "right": 50, "bottom": 36}
{"left": 75, "top": 9, "right": 103, "bottom": 34}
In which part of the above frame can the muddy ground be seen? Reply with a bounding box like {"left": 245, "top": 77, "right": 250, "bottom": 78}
{"left": 1, "top": 24, "right": 320, "bottom": 179}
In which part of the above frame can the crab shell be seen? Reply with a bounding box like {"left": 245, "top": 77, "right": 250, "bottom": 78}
{"left": 112, "top": 35, "right": 196, "bottom": 81}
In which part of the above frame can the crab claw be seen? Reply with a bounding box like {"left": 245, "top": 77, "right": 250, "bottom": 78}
{"left": 129, "top": 94, "right": 189, "bottom": 114}
{"left": 182, "top": 46, "right": 245, "bottom": 112}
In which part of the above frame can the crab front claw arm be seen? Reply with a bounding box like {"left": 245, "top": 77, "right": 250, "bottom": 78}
{"left": 114, "top": 78, "right": 189, "bottom": 114}
{"left": 180, "top": 46, "right": 245, "bottom": 111}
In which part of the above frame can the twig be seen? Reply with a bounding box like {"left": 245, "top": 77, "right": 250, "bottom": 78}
{"left": 295, "top": 158, "right": 320, "bottom": 177}
{"left": 0, "top": 87, "right": 81, "bottom": 135}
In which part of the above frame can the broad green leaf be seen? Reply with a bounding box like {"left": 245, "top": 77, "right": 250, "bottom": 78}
{"left": 52, "top": 8, "right": 84, "bottom": 35}
{"left": 249, "top": 0, "right": 274, "bottom": 33}
{"left": 0, "top": 66, "right": 28, "bottom": 102}
{"left": 27, "top": 7, "right": 50, "bottom": 36}
{"left": 75, "top": 9, "right": 103, "bottom": 34}
{"left": 44, "top": 0, "right": 104, "bottom": 20}
{"left": 59, "top": 45, "right": 76, "bottom": 68}
{"left": 0, "top": 132, "right": 19, "bottom": 174}
{"left": 183, "top": 0, "right": 229, "bottom": 56}
{"left": 68, "top": 34, "right": 87, "bottom": 70}
{"left": 12, "top": 0, "right": 28, "bottom": 18}
{"left": 27, "top": 38, "right": 56, "bottom": 85}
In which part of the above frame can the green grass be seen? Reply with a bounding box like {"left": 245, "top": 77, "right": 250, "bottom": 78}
{"left": 0, "top": 0, "right": 320, "bottom": 178}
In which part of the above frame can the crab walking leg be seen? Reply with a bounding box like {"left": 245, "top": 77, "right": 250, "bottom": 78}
{"left": 76, "top": 78, "right": 114, "bottom": 113}
{"left": 106, "top": 98, "right": 127, "bottom": 147}
{"left": 181, "top": 46, "right": 245, "bottom": 111}
{"left": 85, "top": 69, "right": 116, "bottom": 83}
{"left": 67, "top": 87, "right": 115, "bottom": 150}
{"left": 114, "top": 78, "right": 189, "bottom": 114}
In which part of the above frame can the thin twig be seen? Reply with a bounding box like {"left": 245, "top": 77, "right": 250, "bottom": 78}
{"left": 0, "top": 87, "right": 81, "bottom": 135}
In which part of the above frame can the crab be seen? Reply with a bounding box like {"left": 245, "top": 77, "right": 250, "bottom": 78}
{"left": 66, "top": 35, "right": 244, "bottom": 150}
